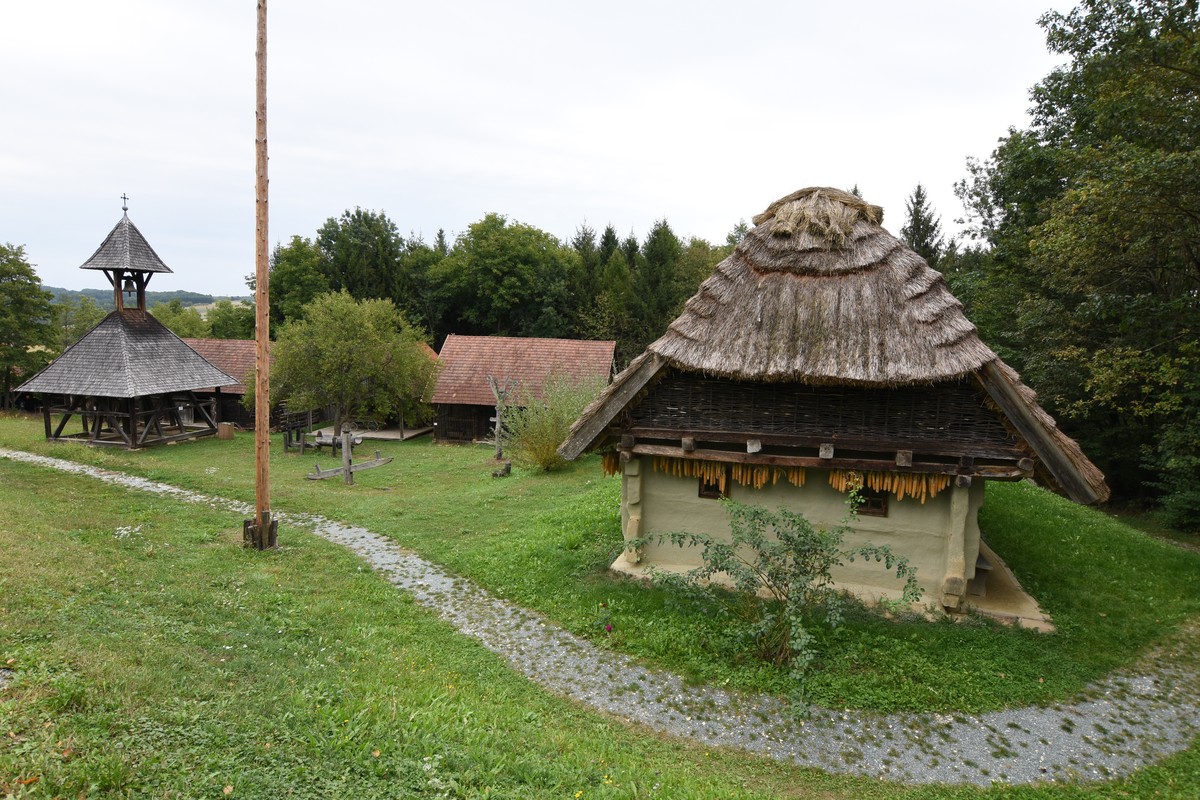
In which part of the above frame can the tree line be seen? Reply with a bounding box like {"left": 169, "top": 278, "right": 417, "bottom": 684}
{"left": 259, "top": 209, "right": 743, "bottom": 366}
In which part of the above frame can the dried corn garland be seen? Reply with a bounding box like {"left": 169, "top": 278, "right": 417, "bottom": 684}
{"left": 648, "top": 456, "right": 805, "bottom": 491}
{"left": 828, "top": 469, "right": 864, "bottom": 493}
{"left": 827, "top": 469, "right": 952, "bottom": 504}
{"left": 783, "top": 466, "right": 806, "bottom": 487}
{"left": 601, "top": 451, "right": 622, "bottom": 477}
{"left": 652, "top": 456, "right": 728, "bottom": 493}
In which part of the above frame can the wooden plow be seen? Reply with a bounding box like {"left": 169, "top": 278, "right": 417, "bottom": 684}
{"left": 307, "top": 427, "right": 392, "bottom": 485}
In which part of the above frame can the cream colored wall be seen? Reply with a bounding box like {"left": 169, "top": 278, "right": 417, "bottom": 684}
{"left": 619, "top": 456, "right": 984, "bottom": 606}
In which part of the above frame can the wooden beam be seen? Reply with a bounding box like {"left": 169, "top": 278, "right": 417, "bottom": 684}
{"left": 558, "top": 354, "right": 667, "bottom": 461}
{"left": 628, "top": 443, "right": 1027, "bottom": 478}
{"left": 896, "top": 450, "right": 913, "bottom": 467}
{"left": 50, "top": 410, "right": 72, "bottom": 439}
{"left": 976, "top": 361, "right": 1101, "bottom": 503}
{"left": 625, "top": 427, "right": 1028, "bottom": 461}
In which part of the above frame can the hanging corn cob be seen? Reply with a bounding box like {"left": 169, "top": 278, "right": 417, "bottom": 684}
{"left": 827, "top": 468, "right": 953, "bottom": 504}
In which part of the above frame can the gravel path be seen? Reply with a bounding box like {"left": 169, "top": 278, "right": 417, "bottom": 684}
{"left": 5, "top": 448, "right": 1198, "bottom": 787}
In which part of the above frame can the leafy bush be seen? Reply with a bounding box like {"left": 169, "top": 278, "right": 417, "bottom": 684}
{"left": 633, "top": 494, "right": 921, "bottom": 702}
{"left": 503, "top": 371, "right": 606, "bottom": 471}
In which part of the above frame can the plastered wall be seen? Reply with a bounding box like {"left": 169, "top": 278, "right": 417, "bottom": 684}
{"left": 619, "top": 457, "right": 984, "bottom": 605}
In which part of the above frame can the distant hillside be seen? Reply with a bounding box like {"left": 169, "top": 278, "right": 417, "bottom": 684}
{"left": 44, "top": 286, "right": 252, "bottom": 311}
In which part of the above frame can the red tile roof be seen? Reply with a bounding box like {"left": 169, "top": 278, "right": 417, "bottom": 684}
{"left": 183, "top": 338, "right": 266, "bottom": 394}
{"left": 432, "top": 335, "right": 615, "bottom": 407}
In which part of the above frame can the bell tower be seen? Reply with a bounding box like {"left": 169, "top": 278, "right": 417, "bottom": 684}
{"left": 80, "top": 195, "right": 173, "bottom": 312}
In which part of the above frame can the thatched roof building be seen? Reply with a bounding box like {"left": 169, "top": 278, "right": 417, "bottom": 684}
{"left": 560, "top": 187, "right": 1107, "bottom": 611}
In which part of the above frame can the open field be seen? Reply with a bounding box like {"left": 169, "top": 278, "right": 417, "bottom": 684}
{"left": 2, "top": 413, "right": 1199, "bottom": 796}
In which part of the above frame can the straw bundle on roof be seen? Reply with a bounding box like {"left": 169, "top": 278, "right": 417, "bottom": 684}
{"left": 751, "top": 187, "right": 882, "bottom": 247}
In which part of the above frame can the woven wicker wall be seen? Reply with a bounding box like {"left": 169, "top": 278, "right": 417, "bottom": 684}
{"left": 629, "top": 371, "right": 1018, "bottom": 450}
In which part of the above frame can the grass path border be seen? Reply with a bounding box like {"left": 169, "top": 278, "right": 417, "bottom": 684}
{"left": 4, "top": 447, "right": 1197, "bottom": 788}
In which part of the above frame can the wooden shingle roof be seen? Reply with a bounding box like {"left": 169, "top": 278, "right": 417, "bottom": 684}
{"left": 18, "top": 310, "right": 236, "bottom": 398}
{"left": 432, "top": 335, "right": 615, "bottom": 407}
{"left": 79, "top": 212, "right": 173, "bottom": 274}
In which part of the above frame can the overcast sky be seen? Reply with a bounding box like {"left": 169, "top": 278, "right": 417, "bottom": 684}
{"left": 3, "top": 1, "right": 1071, "bottom": 297}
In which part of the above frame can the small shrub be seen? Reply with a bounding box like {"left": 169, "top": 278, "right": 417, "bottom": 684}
{"left": 503, "top": 372, "right": 606, "bottom": 471}
{"left": 632, "top": 494, "right": 921, "bottom": 703}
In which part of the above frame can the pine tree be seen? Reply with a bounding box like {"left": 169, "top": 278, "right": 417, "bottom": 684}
{"left": 900, "top": 184, "right": 944, "bottom": 267}
{"left": 598, "top": 225, "right": 620, "bottom": 268}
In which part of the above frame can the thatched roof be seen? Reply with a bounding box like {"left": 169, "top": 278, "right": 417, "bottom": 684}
{"left": 18, "top": 310, "right": 236, "bottom": 398}
{"left": 79, "top": 211, "right": 173, "bottom": 274}
{"left": 432, "top": 335, "right": 615, "bottom": 407}
{"left": 560, "top": 187, "right": 1109, "bottom": 505}
{"left": 653, "top": 187, "right": 995, "bottom": 385}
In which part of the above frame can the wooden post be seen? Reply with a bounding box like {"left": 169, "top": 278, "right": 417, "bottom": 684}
{"left": 341, "top": 425, "right": 354, "bottom": 485}
{"left": 486, "top": 375, "right": 516, "bottom": 459}
{"left": 245, "top": 0, "right": 276, "bottom": 550}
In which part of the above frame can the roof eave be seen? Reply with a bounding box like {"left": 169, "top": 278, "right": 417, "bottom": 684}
{"left": 975, "top": 360, "right": 1109, "bottom": 505}
{"left": 558, "top": 353, "right": 667, "bottom": 461}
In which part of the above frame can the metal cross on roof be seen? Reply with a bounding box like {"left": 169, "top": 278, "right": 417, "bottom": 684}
{"left": 121, "top": 193, "right": 129, "bottom": 212}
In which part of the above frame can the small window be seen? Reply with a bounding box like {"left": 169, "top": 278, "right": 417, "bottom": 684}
{"left": 698, "top": 466, "right": 729, "bottom": 499}
{"left": 858, "top": 487, "right": 889, "bottom": 517}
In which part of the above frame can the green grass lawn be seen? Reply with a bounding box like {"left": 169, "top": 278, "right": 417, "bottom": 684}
{"left": 1, "top": 415, "right": 1196, "bottom": 715}
{"left": 2, "top": 417, "right": 1199, "bottom": 797}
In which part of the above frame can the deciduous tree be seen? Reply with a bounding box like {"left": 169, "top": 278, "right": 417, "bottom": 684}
{"left": 149, "top": 299, "right": 210, "bottom": 338}
{"left": 272, "top": 291, "right": 436, "bottom": 436}
{"left": 0, "top": 244, "right": 54, "bottom": 408}
{"left": 52, "top": 295, "right": 106, "bottom": 351}
{"left": 265, "top": 235, "right": 329, "bottom": 326}
{"left": 207, "top": 299, "right": 255, "bottom": 340}
{"left": 433, "top": 213, "right": 580, "bottom": 338}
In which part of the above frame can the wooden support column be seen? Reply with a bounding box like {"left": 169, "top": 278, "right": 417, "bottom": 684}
{"left": 112, "top": 270, "right": 124, "bottom": 312}
{"left": 622, "top": 456, "right": 643, "bottom": 563}
{"left": 941, "top": 484, "right": 972, "bottom": 611}
{"left": 128, "top": 397, "right": 138, "bottom": 448}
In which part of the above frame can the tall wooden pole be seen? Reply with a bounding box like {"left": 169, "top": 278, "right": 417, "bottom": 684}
{"left": 247, "top": 0, "right": 276, "bottom": 549}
